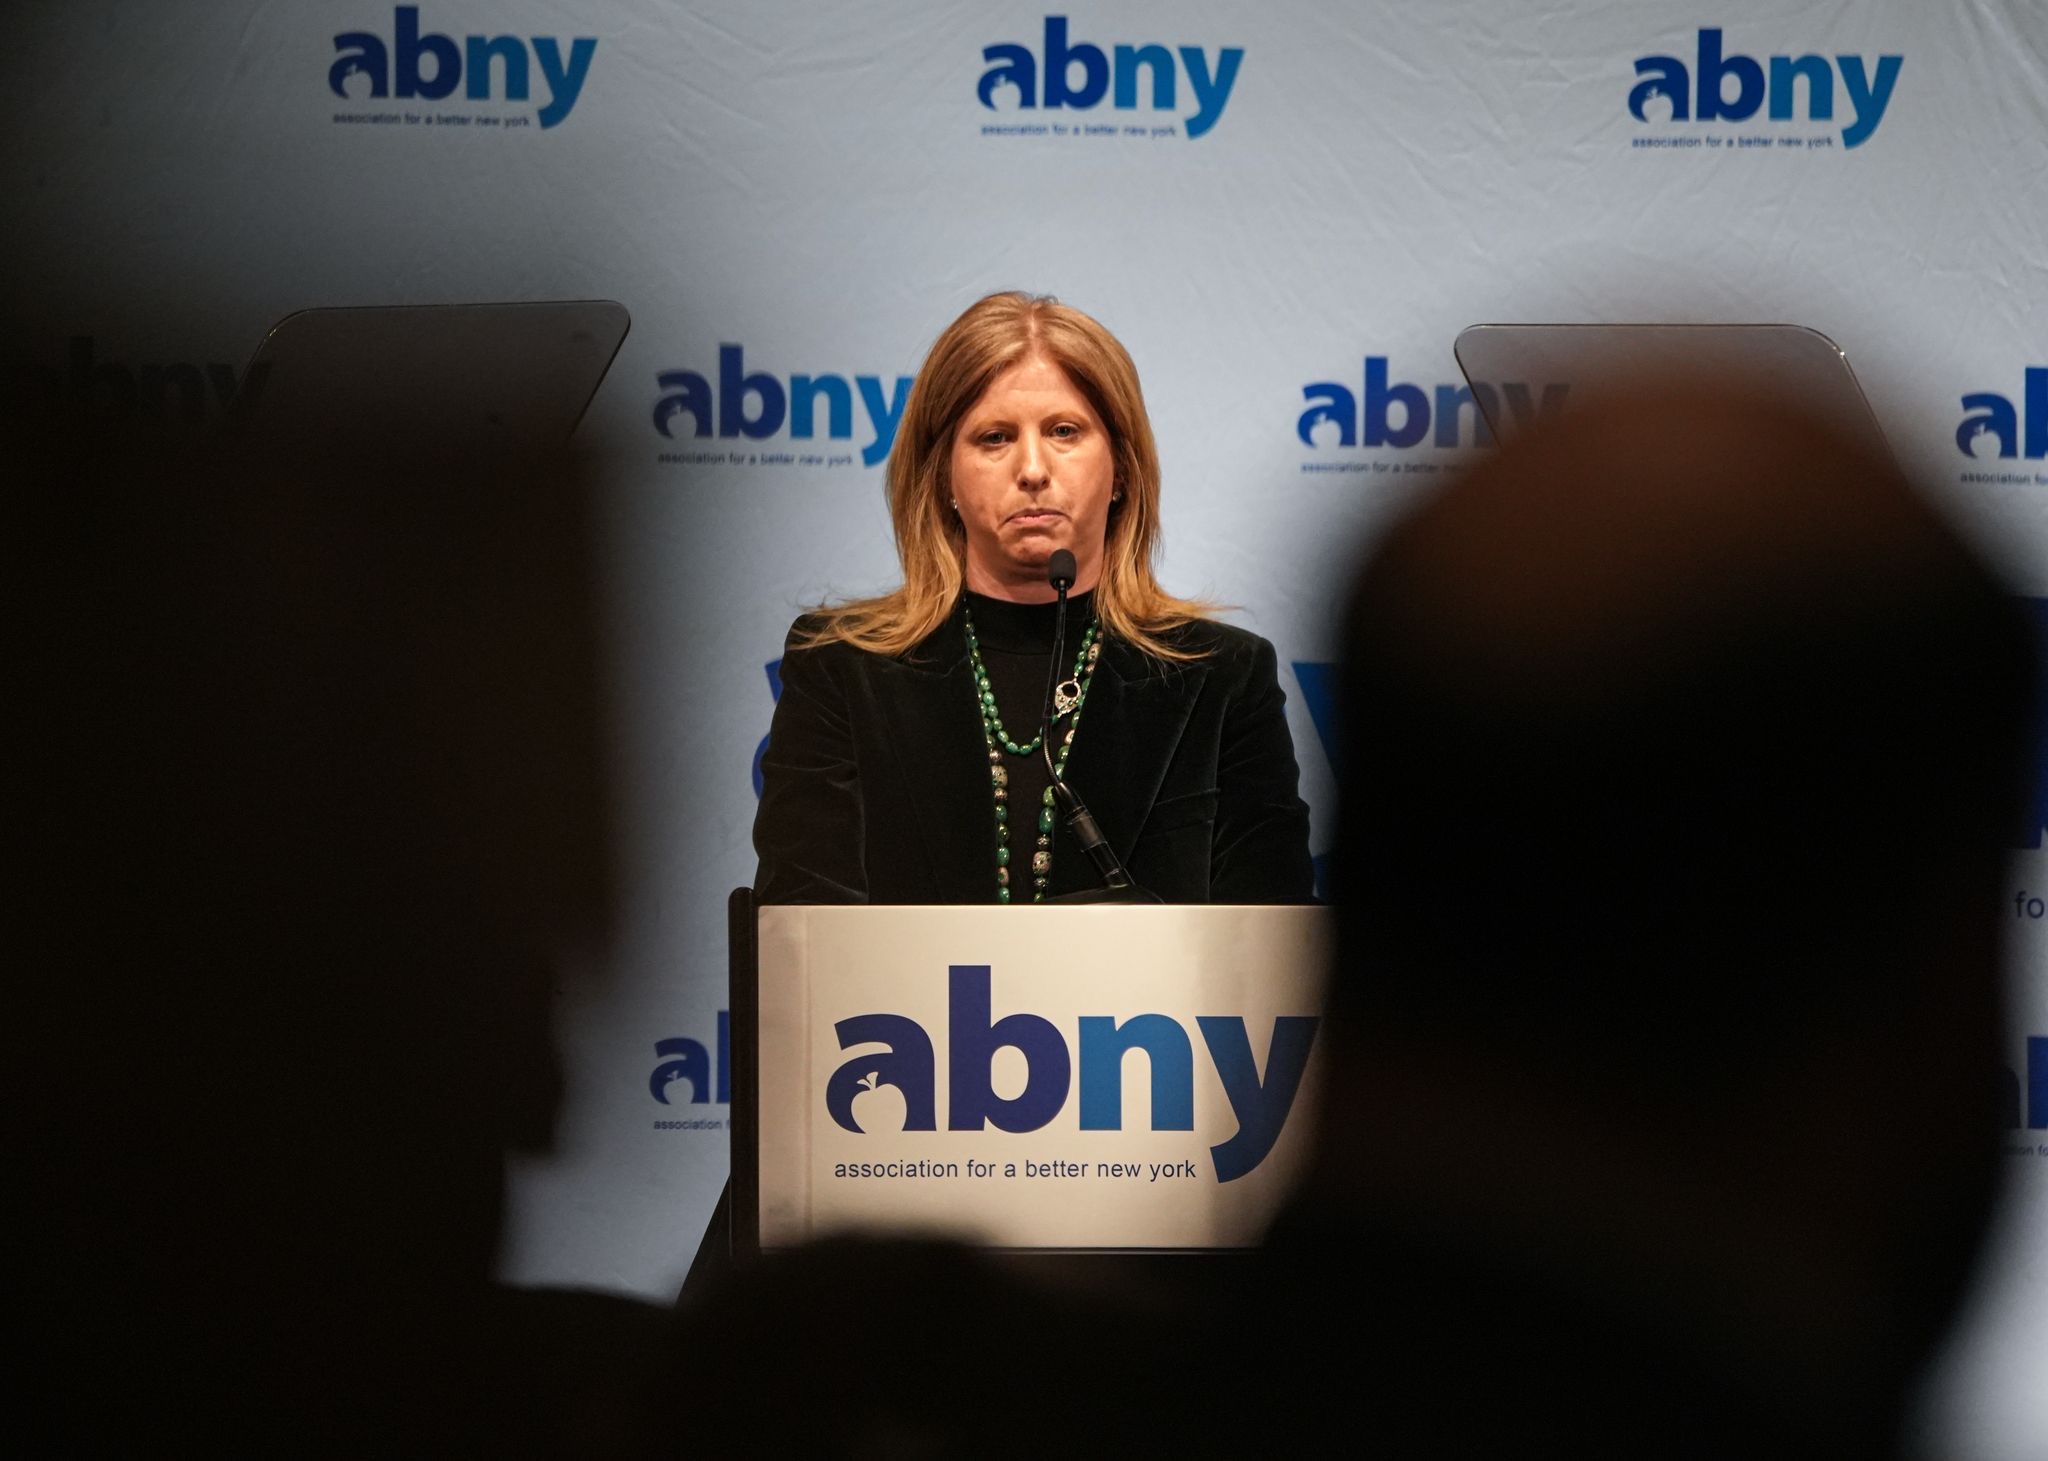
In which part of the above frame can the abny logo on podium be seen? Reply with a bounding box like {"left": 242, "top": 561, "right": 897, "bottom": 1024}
{"left": 825, "top": 964, "right": 1319, "bottom": 1184}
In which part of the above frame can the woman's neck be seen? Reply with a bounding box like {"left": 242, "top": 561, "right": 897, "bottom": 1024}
{"left": 962, "top": 559, "right": 1101, "bottom": 603}
{"left": 962, "top": 587, "right": 1094, "bottom": 653}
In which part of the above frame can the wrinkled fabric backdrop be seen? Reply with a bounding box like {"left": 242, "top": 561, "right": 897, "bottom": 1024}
{"left": 6, "top": 3, "right": 2042, "bottom": 1453}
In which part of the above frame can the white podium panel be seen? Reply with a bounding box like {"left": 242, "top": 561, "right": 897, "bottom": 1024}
{"left": 753, "top": 905, "right": 1333, "bottom": 1251}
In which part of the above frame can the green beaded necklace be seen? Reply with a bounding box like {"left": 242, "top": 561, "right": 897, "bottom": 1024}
{"left": 963, "top": 606, "right": 1103, "bottom": 903}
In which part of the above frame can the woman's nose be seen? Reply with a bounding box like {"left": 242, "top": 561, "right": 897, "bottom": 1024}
{"left": 1017, "top": 433, "right": 1049, "bottom": 487}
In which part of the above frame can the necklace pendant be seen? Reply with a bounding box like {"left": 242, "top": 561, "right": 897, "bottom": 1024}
{"left": 1053, "top": 677, "right": 1082, "bottom": 716}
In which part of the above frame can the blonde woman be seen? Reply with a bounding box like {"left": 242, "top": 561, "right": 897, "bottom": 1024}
{"left": 755, "top": 291, "right": 1312, "bottom": 906}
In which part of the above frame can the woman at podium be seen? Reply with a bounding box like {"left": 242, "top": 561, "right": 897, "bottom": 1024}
{"left": 753, "top": 292, "right": 1313, "bottom": 905}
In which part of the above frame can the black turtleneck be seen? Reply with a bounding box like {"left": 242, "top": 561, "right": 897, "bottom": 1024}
{"left": 960, "top": 589, "right": 1096, "bottom": 902}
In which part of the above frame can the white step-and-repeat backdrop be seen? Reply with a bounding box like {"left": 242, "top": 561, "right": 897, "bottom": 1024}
{"left": 7, "top": 3, "right": 2042, "bottom": 1452}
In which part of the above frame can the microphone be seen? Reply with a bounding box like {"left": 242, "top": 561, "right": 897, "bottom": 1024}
{"left": 1038, "top": 552, "right": 1078, "bottom": 810}
{"left": 1038, "top": 552, "right": 1157, "bottom": 903}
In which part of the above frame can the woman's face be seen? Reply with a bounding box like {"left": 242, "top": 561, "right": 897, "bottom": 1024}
{"left": 948, "top": 352, "right": 1115, "bottom": 601}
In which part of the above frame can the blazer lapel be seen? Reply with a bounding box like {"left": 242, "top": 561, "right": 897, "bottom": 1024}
{"left": 1057, "top": 640, "right": 1206, "bottom": 881}
{"left": 869, "top": 617, "right": 993, "bottom": 903}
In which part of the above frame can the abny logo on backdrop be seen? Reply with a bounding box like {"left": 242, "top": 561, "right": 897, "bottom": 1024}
{"left": 827, "top": 965, "right": 1319, "bottom": 1183}
{"left": 11, "top": 337, "right": 268, "bottom": 426}
{"left": 979, "top": 16, "right": 1243, "bottom": 139}
{"left": 1297, "top": 356, "right": 1568, "bottom": 472}
{"left": 1628, "top": 29, "right": 1901, "bottom": 149}
{"left": 1958, "top": 367, "right": 2047, "bottom": 463}
{"left": 654, "top": 347, "right": 913, "bottom": 468}
{"left": 330, "top": 7, "right": 598, "bottom": 129}
{"left": 2001, "top": 1037, "right": 2047, "bottom": 1145}
{"left": 650, "top": 1013, "right": 730, "bottom": 1132}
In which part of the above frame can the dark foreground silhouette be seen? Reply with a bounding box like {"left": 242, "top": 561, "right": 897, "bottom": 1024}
{"left": 15, "top": 379, "right": 2035, "bottom": 1457}
{"left": 12, "top": 422, "right": 664, "bottom": 1453}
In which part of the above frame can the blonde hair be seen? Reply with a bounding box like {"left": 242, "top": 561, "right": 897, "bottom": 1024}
{"left": 796, "top": 292, "right": 1216, "bottom": 660}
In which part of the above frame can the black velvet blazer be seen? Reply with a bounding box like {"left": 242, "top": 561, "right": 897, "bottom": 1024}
{"left": 753, "top": 605, "right": 1315, "bottom": 904}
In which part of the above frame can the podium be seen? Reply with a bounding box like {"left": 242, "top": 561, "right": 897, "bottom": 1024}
{"left": 729, "top": 890, "right": 1334, "bottom": 1256}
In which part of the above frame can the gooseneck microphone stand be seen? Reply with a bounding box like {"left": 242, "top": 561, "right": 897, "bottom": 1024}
{"left": 1039, "top": 550, "right": 1159, "bottom": 904}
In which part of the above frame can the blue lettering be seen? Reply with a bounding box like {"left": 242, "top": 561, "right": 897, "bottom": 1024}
{"left": 330, "top": 34, "right": 390, "bottom": 99}
{"left": 790, "top": 374, "right": 854, "bottom": 441}
{"left": 976, "top": 18, "right": 1240, "bottom": 137}
{"left": 1077, "top": 1014, "right": 1194, "bottom": 1130}
{"left": 2011, "top": 1037, "right": 2048, "bottom": 1129}
{"left": 465, "top": 35, "right": 528, "bottom": 101}
{"left": 1959, "top": 392, "right": 2018, "bottom": 460}
{"left": 532, "top": 37, "right": 597, "bottom": 129}
{"left": 1836, "top": 54, "right": 1901, "bottom": 150}
{"left": 394, "top": 5, "right": 460, "bottom": 100}
{"left": 1364, "top": 356, "right": 1429, "bottom": 449}
{"left": 948, "top": 965, "right": 1070, "bottom": 1133}
{"left": 654, "top": 358, "right": 911, "bottom": 462}
{"left": 1767, "top": 55, "right": 1832, "bottom": 121}
{"left": 1628, "top": 31, "right": 1901, "bottom": 147}
{"left": 2034, "top": 367, "right": 2048, "bottom": 460}
{"left": 653, "top": 369, "right": 712, "bottom": 439}
{"left": 2033, "top": 1036, "right": 2047, "bottom": 1130}
{"left": 1113, "top": 44, "right": 1175, "bottom": 110}
{"left": 1958, "top": 370, "right": 2048, "bottom": 461}
{"left": 857, "top": 374, "right": 913, "bottom": 466}
{"left": 752, "top": 657, "right": 783, "bottom": 800}
{"left": 650, "top": 1037, "right": 711, "bottom": 1105}
{"left": 1298, "top": 383, "right": 1356, "bottom": 448}
{"left": 1044, "top": 16, "right": 1109, "bottom": 110}
{"left": 649, "top": 1013, "right": 733, "bottom": 1105}
{"left": 1301, "top": 360, "right": 1566, "bottom": 452}
{"left": 828, "top": 1014, "right": 938, "bottom": 1133}
{"left": 1696, "top": 28, "right": 1763, "bottom": 122}
{"left": 1294, "top": 381, "right": 1359, "bottom": 444}
{"left": 819, "top": 971, "right": 1322, "bottom": 1179}
{"left": 1178, "top": 44, "right": 1243, "bottom": 140}
{"left": 331, "top": 10, "right": 596, "bottom": 127}
{"left": 979, "top": 44, "right": 1037, "bottom": 109}
{"left": 1197, "top": 1016, "right": 1320, "bottom": 1184}
{"left": 1629, "top": 55, "right": 1690, "bottom": 122}
{"left": 1290, "top": 660, "right": 1341, "bottom": 781}
{"left": 720, "top": 344, "right": 786, "bottom": 439}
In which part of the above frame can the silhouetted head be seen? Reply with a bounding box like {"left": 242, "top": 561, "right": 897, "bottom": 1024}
{"left": 1322, "top": 380, "right": 2039, "bottom": 1440}
{"left": 1335, "top": 384, "right": 2033, "bottom": 1072}
{"left": 14, "top": 423, "right": 616, "bottom": 1448}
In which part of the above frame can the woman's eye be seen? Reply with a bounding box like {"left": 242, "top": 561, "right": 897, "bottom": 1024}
{"left": 1051, "top": 423, "right": 1080, "bottom": 440}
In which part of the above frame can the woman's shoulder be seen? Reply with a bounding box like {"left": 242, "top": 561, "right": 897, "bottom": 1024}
{"left": 782, "top": 612, "right": 837, "bottom": 652}
{"left": 780, "top": 612, "right": 964, "bottom": 672}
{"left": 1147, "top": 616, "right": 1280, "bottom": 675}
